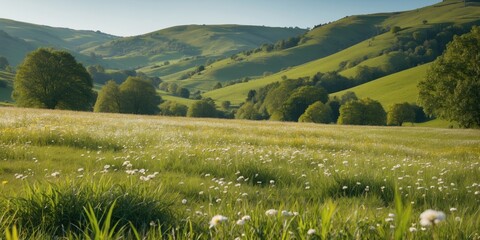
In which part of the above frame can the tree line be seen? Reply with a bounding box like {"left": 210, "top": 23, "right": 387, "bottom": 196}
{"left": 9, "top": 25, "right": 480, "bottom": 128}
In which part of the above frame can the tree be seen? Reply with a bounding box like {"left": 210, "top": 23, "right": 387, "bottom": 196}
{"left": 159, "top": 101, "right": 188, "bottom": 116}
{"left": 263, "top": 80, "right": 303, "bottom": 120}
{"left": 418, "top": 26, "right": 480, "bottom": 128}
{"left": 387, "top": 102, "right": 415, "bottom": 126}
{"left": 281, "top": 86, "right": 328, "bottom": 122}
{"left": 340, "top": 91, "right": 358, "bottom": 104}
{"left": 298, "top": 101, "right": 333, "bottom": 124}
{"left": 187, "top": 98, "right": 217, "bottom": 118}
{"left": 338, "top": 98, "right": 386, "bottom": 126}
{"left": 391, "top": 26, "right": 402, "bottom": 35}
{"left": 13, "top": 48, "right": 94, "bottom": 110}
{"left": 0, "top": 56, "right": 9, "bottom": 70}
{"left": 235, "top": 102, "right": 262, "bottom": 120}
{"left": 94, "top": 80, "right": 121, "bottom": 113}
{"left": 221, "top": 101, "right": 231, "bottom": 110}
{"left": 213, "top": 82, "right": 223, "bottom": 90}
{"left": 119, "top": 76, "right": 162, "bottom": 115}
{"left": 167, "top": 82, "right": 178, "bottom": 93}
{"left": 176, "top": 87, "right": 190, "bottom": 98}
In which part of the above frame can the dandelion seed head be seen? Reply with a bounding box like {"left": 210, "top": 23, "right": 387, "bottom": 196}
{"left": 419, "top": 209, "right": 446, "bottom": 226}
{"left": 209, "top": 215, "right": 227, "bottom": 228}
{"left": 265, "top": 209, "right": 278, "bottom": 216}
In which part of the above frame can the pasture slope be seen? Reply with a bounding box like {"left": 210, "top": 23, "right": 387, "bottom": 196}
{"left": 204, "top": 1, "right": 480, "bottom": 104}
{"left": 0, "top": 107, "right": 479, "bottom": 238}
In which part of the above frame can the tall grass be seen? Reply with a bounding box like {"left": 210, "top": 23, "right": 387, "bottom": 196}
{"left": 0, "top": 107, "right": 479, "bottom": 238}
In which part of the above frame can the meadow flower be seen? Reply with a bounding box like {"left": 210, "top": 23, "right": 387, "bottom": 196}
{"left": 449, "top": 207, "right": 457, "bottom": 212}
{"left": 307, "top": 229, "right": 316, "bottom": 235}
{"left": 182, "top": 199, "right": 187, "bottom": 204}
{"left": 420, "top": 209, "right": 446, "bottom": 226}
{"left": 241, "top": 215, "right": 251, "bottom": 221}
{"left": 282, "top": 210, "right": 294, "bottom": 217}
{"left": 265, "top": 209, "right": 278, "bottom": 216}
{"left": 409, "top": 227, "right": 417, "bottom": 232}
{"left": 209, "top": 215, "right": 228, "bottom": 228}
{"left": 51, "top": 171, "right": 60, "bottom": 177}
{"left": 236, "top": 219, "right": 246, "bottom": 225}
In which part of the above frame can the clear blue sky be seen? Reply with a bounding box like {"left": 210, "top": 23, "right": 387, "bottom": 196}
{"left": 0, "top": 0, "right": 440, "bottom": 36}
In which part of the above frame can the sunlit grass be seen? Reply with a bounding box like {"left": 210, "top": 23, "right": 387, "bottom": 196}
{"left": 0, "top": 107, "right": 479, "bottom": 239}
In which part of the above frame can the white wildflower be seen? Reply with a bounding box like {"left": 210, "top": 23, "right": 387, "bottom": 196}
{"left": 265, "top": 209, "right": 278, "bottom": 216}
{"left": 419, "top": 209, "right": 446, "bottom": 226}
{"left": 209, "top": 215, "right": 227, "bottom": 228}
{"left": 307, "top": 228, "right": 316, "bottom": 235}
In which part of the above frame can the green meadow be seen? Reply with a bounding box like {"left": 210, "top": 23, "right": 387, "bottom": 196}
{"left": 0, "top": 107, "right": 479, "bottom": 239}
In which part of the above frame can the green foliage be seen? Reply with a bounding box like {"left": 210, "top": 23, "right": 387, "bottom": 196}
{"left": 0, "top": 56, "right": 9, "bottom": 70}
{"left": 263, "top": 80, "right": 304, "bottom": 120}
{"left": 187, "top": 98, "right": 217, "bottom": 118}
{"left": 338, "top": 98, "right": 386, "bottom": 125}
{"left": 312, "top": 71, "right": 354, "bottom": 93}
{"left": 387, "top": 102, "right": 416, "bottom": 126}
{"left": 281, "top": 86, "right": 328, "bottom": 122}
{"left": 12, "top": 48, "right": 94, "bottom": 110}
{"left": 418, "top": 26, "right": 480, "bottom": 128}
{"left": 159, "top": 101, "right": 188, "bottom": 117}
{"left": 119, "top": 76, "right": 162, "bottom": 115}
{"left": 175, "top": 87, "right": 190, "bottom": 98}
{"left": 94, "top": 80, "right": 121, "bottom": 113}
{"left": 235, "top": 102, "right": 262, "bottom": 120}
{"left": 340, "top": 91, "right": 358, "bottom": 104}
{"left": 212, "top": 82, "right": 222, "bottom": 90}
{"left": 320, "top": 200, "right": 337, "bottom": 240}
{"left": 221, "top": 100, "right": 231, "bottom": 110}
{"left": 3, "top": 178, "right": 176, "bottom": 237}
{"left": 298, "top": 101, "right": 333, "bottom": 124}
{"left": 391, "top": 26, "right": 402, "bottom": 34}
{"left": 393, "top": 186, "right": 412, "bottom": 240}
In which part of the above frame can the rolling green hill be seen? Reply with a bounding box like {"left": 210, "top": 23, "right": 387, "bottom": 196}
{"left": 177, "top": 14, "right": 391, "bottom": 91}
{"left": 0, "top": 18, "right": 118, "bottom": 66}
{"left": 204, "top": 1, "right": 480, "bottom": 104}
{"left": 83, "top": 25, "right": 307, "bottom": 69}
{"left": 332, "top": 63, "right": 432, "bottom": 108}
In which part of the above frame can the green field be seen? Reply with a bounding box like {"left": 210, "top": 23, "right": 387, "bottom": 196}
{"left": 0, "top": 107, "right": 478, "bottom": 239}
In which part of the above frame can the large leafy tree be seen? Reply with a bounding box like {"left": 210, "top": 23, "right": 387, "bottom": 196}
{"left": 387, "top": 102, "right": 415, "bottom": 126}
{"left": 418, "top": 26, "right": 480, "bottom": 128}
{"left": 298, "top": 101, "right": 333, "bottom": 124}
{"left": 159, "top": 101, "right": 188, "bottom": 116}
{"left": 281, "top": 86, "right": 328, "bottom": 122}
{"left": 13, "top": 48, "right": 94, "bottom": 110}
{"left": 119, "top": 76, "right": 162, "bottom": 115}
{"left": 94, "top": 80, "right": 121, "bottom": 113}
{"left": 0, "top": 56, "right": 9, "bottom": 70}
{"left": 235, "top": 102, "right": 262, "bottom": 120}
{"left": 187, "top": 98, "right": 217, "bottom": 118}
{"left": 338, "top": 98, "right": 386, "bottom": 126}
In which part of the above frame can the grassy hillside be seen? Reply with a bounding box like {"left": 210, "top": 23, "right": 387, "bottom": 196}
{"left": 177, "top": 14, "right": 391, "bottom": 91}
{"left": 204, "top": 1, "right": 480, "bottom": 104}
{"left": 0, "top": 18, "right": 118, "bottom": 66}
{"left": 0, "top": 107, "right": 478, "bottom": 238}
{"left": 85, "top": 25, "right": 306, "bottom": 69}
{"left": 332, "top": 63, "right": 432, "bottom": 108}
